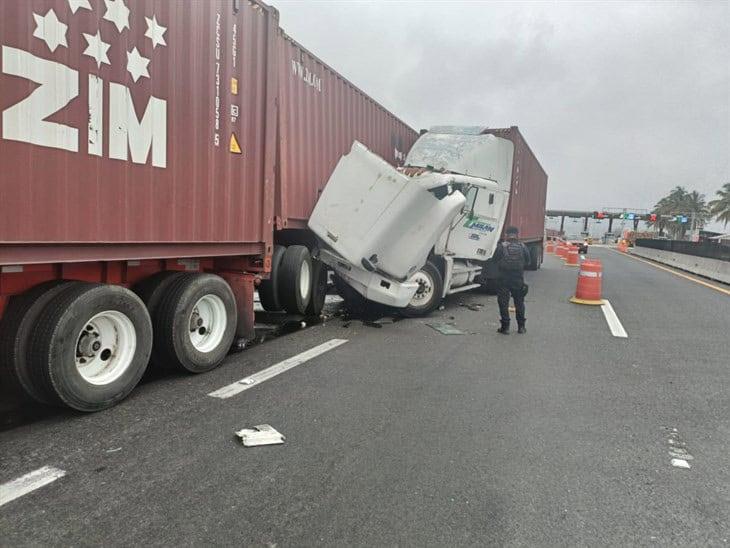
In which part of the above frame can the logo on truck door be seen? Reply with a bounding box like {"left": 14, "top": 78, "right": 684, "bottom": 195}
{"left": 1, "top": 1, "right": 168, "bottom": 168}
{"left": 464, "top": 217, "right": 496, "bottom": 233}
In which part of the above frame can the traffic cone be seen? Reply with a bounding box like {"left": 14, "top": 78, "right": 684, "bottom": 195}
{"left": 565, "top": 245, "right": 580, "bottom": 266}
{"left": 570, "top": 259, "right": 604, "bottom": 305}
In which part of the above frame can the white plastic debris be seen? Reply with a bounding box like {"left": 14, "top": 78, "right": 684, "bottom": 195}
{"left": 235, "top": 425, "right": 285, "bottom": 447}
{"left": 670, "top": 458, "right": 691, "bottom": 469}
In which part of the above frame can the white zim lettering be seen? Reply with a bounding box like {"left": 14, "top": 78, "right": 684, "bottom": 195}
{"left": 109, "top": 83, "right": 167, "bottom": 168}
{"left": 1, "top": 46, "right": 78, "bottom": 152}
{"left": 1, "top": 45, "right": 167, "bottom": 168}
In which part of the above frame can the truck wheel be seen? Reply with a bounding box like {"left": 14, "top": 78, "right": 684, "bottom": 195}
{"left": 258, "top": 245, "right": 285, "bottom": 312}
{"left": 133, "top": 271, "right": 186, "bottom": 369}
{"left": 0, "top": 280, "right": 74, "bottom": 404}
{"left": 155, "top": 273, "right": 237, "bottom": 373}
{"left": 28, "top": 283, "right": 153, "bottom": 412}
{"left": 278, "top": 245, "right": 312, "bottom": 314}
{"left": 526, "top": 245, "right": 540, "bottom": 271}
{"left": 305, "top": 259, "right": 328, "bottom": 317}
{"left": 401, "top": 261, "right": 444, "bottom": 318}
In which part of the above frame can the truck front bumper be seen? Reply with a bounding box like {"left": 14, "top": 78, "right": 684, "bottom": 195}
{"left": 318, "top": 249, "right": 419, "bottom": 308}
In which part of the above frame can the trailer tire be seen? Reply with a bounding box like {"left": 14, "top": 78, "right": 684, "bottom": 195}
{"left": 526, "top": 244, "right": 540, "bottom": 271}
{"left": 27, "top": 283, "right": 153, "bottom": 412}
{"left": 155, "top": 273, "right": 237, "bottom": 373}
{"left": 258, "top": 245, "right": 286, "bottom": 312}
{"left": 0, "top": 280, "right": 74, "bottom": 404}
{"left": 305, "top": 259, "right": 328, "bottom": 317}
{"left": 401, "top": 261, "right": 443, "bottom": 318}
{"left": 278, "top": 246, "right": 312, "bottom": 315}
{"left": 133, "top": 271, "right": 187, "bottom": 370}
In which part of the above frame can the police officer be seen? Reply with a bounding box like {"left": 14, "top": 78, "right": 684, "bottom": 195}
{"left": 492, "top": 226, "right": 531, "bottom": 334}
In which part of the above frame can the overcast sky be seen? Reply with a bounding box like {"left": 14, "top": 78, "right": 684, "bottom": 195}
{"left": 271, "top": 0, "right": 729, "bottom": 226}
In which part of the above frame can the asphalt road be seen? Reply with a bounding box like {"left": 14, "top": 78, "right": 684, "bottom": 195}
{"left": 1, "top": 247, "right": 728, "bottom": 546}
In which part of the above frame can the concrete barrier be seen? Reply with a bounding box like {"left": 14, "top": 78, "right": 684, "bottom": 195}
{"left": 631, "top": 245, "right": 730, "bottom": 284}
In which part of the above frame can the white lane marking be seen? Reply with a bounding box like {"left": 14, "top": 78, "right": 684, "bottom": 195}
{"left": 600, "top": 299, "right": 628, "bottom": 338}
{"left": 0, "top": 466, "right": 66, "bottom": 507}
{"left": 208, "top": 339, "right": 349, "bottom": 399}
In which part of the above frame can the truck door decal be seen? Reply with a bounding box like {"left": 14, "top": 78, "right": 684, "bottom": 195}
{"left": 1, "top": 46, "right": 79, "bottom": 152}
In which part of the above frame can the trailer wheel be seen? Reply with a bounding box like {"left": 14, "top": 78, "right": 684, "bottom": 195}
{"left": 155, "top": 273, "right": 237, "bottom": 373}
{"left": 133, "top": 271, "right": 186, "bottom": 369}
{"left": 258, "top": 245, "right": 286, "bottom": 312}
{"left": 400, "top": 261, "right": 444, "bottom": 318}
{"left": 0, "top": 280, "right": 74, "bottom": 404}
{"left": 27, "top": 283, "right": 153, "bottom": 412}
{"left": 526, "top": 244, "right": 540, "bottom": 271}
{"left": 278, "top": 245, "right": 312, "bottom": 314}
{"left": 304, "top": 259, "right": 328, "bottom": 317}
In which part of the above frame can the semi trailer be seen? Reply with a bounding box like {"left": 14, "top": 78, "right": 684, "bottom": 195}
{"left": 309, "top": 126, "right": 548, "bottom": 316}
{"left": 0, "top": 0, "right": 417, "bottom": 411}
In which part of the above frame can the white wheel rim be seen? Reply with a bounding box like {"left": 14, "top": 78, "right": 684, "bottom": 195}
{"left": 408, "top": 270, "right": 435, "bottom": 308}
{"left": 188, "top": 294, "right": 227, "bottom": 353}
{"left": 75, "top": 311, "right": 137, "bottom": 386}
{"left": 299, "top": 261, "right": 311, "bottom": 301}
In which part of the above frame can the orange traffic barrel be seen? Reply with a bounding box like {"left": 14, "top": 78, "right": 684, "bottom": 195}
{"left": 546, "top": 241, "right": 555, "bottom": 253}
{"left": 565, "top": 245, "right": 580, "bottom": 266}
{"left": 570, "top": 259, "right": 603, "bottom": 305}
{"left": 556, "top": 244, "right": 567, "bottom": 259}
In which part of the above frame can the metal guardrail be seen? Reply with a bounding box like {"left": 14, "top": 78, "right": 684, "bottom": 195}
{"left": 635, "top": 239, "right": 730, "bottom": 262}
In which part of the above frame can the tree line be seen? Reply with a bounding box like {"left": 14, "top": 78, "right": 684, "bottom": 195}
{"left": 650, "top": 183, "right": 730, "bottom": 238}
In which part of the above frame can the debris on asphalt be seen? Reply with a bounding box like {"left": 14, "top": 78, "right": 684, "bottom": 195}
{"left": 426, "top": 323, "right": 465, "bottom": 335}
{"left": 458, "top": 302, "right": 484, "bottom": 311}
{"left": 670, "top": 458, "right": 690, "bottom": 469}
{"left": 363, "top": 321, "right": 383, "bottom": 329}
{"left": 235, "top": 425, "right": 285, "bottom": 447}
{"left": 438, "top": 305, "right": 445, "bottom": 310}
{"left": 105, "top": 447, "right": 122, "bottom": 453}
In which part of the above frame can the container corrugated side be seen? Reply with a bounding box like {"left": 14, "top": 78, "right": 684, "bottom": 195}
{"left": 275, "top": 32, "right": 419, "bottom": 229}
{"left": 0, "top": 0, "right": 277, "bottom": 264}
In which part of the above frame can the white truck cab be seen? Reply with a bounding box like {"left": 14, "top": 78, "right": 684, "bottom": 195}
{"left": 309, "top": 127, "right": 516, "bottom": 316}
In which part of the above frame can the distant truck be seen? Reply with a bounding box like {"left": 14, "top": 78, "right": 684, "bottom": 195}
{"left": 309, "top": 126, "right": 548, "bottom": 316}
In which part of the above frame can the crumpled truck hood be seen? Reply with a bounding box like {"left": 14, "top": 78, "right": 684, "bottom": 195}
{"left": 308, "top": 141, "right": 466, "bottom": 282}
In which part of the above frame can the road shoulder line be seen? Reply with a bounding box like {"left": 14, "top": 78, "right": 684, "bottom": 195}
{"left": 208, "top": 338, "right": 349, "bottom": 399}
{"left": 610, "top": 248, "right": 730, "bottom": 296}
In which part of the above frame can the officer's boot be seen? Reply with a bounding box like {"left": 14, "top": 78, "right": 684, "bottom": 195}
{"left": 517, "top": 323, "right": 527, "bottom": 334}
{"left": 497, "top": 321, "right": 510, "bottom": 335}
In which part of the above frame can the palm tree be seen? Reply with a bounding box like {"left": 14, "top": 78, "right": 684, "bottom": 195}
{"left": 649, "top": 186, "right": 709, "bottom": 239}
{"left": 709, "top": 183, "right": 730, "bottom": 228}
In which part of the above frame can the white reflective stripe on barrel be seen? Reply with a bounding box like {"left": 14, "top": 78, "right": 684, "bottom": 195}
{"left": 580, "top": 270, "right": 601, "bottom": 277}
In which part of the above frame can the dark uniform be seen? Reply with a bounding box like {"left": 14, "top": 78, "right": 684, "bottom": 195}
{"left": 492, "top": 237, "right": 531, "bottom": 333}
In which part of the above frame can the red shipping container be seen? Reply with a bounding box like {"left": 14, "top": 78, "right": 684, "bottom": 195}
{"left": 0, "top": 0, "right": 278, "bottom": 265}
{"left": 483, "top": 127, "right": 548, "bottom": 243}
{"left": 275, "top": 32, "right": 419, "bottom": 230}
